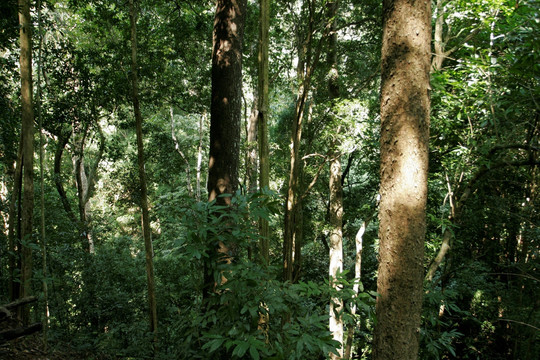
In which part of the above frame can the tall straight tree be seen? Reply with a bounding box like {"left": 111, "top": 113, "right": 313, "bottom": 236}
{"left": 16, "top": 0, "right": 35, "bottom": 325}
{"left": 207, "top": 0, "right": 247, "bottom": 205}
{"left": 258, "top": 0, "right": 270, "bottom": 263}
{"left": 372, "top": 0, "right": 431, "bottom": 359}
{"left": 326, "top": 1, "right": 343, "bottom": 358}
{"left": 128, "top": 0, "right": 158, "bottom": 341}
{"left": 204, "top": 0, "right": 247, "bottom": 297}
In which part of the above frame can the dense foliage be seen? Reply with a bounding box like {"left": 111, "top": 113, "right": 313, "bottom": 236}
{"left": 0, "top": 0, "right": 538, "bottom": 359}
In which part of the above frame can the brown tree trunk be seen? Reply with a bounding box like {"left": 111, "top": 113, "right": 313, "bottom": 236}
{"left": 18, "top": 0, "right": 35, "bottom": 326}
{"left": 372, "top": 0, "right": 431, "bottom": 359}
{"left": 207, "top": 0, "right": 246, "bottom": 205}
{"left": 283, "top": 5, "right": 311, "bottom": 283}
{"left": 204, "top": 0, "right": 247, "bottom": 298}
{"left": 129, "top": 0, "right": 158, "bottom": 343}
{"left": 246, "top": 96, "right": 258, "bottom": 194}
{"left": 258, "top": 0, "right": 270, "bottom": 263}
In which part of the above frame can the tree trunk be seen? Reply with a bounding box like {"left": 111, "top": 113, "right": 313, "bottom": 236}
{"left": 18, "top": 0, "right": 35, "bottom": 326}
{"left": 326, "top": 1, "right": 343, "bottom": 357}
{"left": 344, "top": 218, "right": 369, "bottom": 359}
{"left": 246, "top": 96, "right": 258, "bottom": 194}
{"left": 7, "top": 141, "right": 22, "bottom": 302}
{"left": 283, "top": 0, "right": 328, "bottom": 283}
{"left": 283, "top": 17, "right": 309, "bottom": 283}
{"left": 207, "top": 0, "right": 246, "bottom": 205}
{"left": 204, "top": 0, "right": 247, "bottom": 298}
{"left": 329, "top": 155, "right": 344, "bottom": 359}
{"left": 36, "top": 0, "right": 49, "bottom": 345}
{"left": 170, "top": 106, "right": 193, "bottom": 197}
{"left": 129, "top": 0, "right": 158, "bottom": 342}
{"left": 196, "top": 112, "right": 205, "bottom": 202}
{"left": 431, "top": 0, "right": 445, "bottom": 72}
{"left": 258, "top": 0, "right": 270, "bottom": 263}
{"left": 372, "top": 0, "right": 431, "bottom": 359}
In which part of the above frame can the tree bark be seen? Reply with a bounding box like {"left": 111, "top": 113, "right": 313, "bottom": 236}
{"left": 329, "top": 155, "right": 344, "bottom": 359}
{"left": 372, "top": 0, "right": 431, "bottom": 359}
{"left": 129, "top": 0, "right": 158, "bottom": 342}
{"left": 326, "top": 1, "right": 343, "bottom": 357}
{"left": 246, "top": 96, "right": 258, "bottom": 194}
{"left": 283, "top": 3, "right": 311, "bottom": 283}
{"left": 204, "top": 0, "right": 247, "bottom": 299}
{"left": 258, "top": 0, "right": 270, "bottom": 263}
{"left": 207, "top": 0, "right": 246, "bottom": 205}
{"left": 17, "top": 0, "right": 35, "bottom": 326}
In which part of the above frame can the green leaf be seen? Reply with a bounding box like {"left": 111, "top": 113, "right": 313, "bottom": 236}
{"left": 234, "top": 341, "right": 250, "bottom": 358}
{"left": 249, "top": 344, "right": 260, "bottom": 360}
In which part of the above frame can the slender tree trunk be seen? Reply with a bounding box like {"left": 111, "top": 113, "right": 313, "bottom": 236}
{"left": 170, "top": 106, "right": 193, "bottom": 197}
{"left": 18, "top": 0, "right": 35, "bottom": 326}
{"left": 71, "top": 123, "right": 104, "bottom": 254}
{"left": 372, "top": 0, "right": 431, "bottom": 359}
{"left": 344, "top": 220, "right": 366, "bottom": 359}
{"left": 246, "top": 96, "right": 258, "bottom": 194}
{"left": 430, "top": 0, "right": 480, "bottom": 73}
{"left": 329, "top": 155, "right": 343, "bottom": 359}
{"left": 326, "top": 2, "right": 343, "bottom": 357}
{"left": 8, "top": 141, "right": 23, "bottom": 302}
{"left": 283, "top": 38, "right": 308, "bottom": 283}
{"left": 258, "top": 0, "right": 270, "bottom": 263}
{"left": 129, "top": 0, "right": 158, "bottom": 343}
{"left": 36, "top": 0, "right": 49, "bottom": 348}
{"left": 431, "top": 0, "right": 445, "bottom": 72}
{"left": 283, "top": 0, "right": 328, "bottom": 283}
{"left": 196, "top": 112, "right": 205, "bottom": 202}
{"left": 54, "top": 133, "right": 77, "bottom": 223}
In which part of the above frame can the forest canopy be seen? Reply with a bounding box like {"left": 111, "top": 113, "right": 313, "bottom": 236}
{"left": 0, "top": 0, "right": 538, "bottom": 359}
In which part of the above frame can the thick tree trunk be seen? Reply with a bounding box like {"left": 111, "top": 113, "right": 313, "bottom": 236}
{"left": 129, "top": 0, "right": 158, "bottom": 341}
{"left": 207, "top": 0, "right": 246, "bottom": 205}
{"left": 204, "top": 0, "right": 247, "bottom": 298}
{"left": 18, "top": 0, "right": 35, "bottom": 326}
{"left": 372, "top": 0, "right": 431, "bottom": 359}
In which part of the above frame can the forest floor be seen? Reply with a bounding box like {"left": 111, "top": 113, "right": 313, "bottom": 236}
{"left": 0, "top": 336, "right": 96, "bottom": 360}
